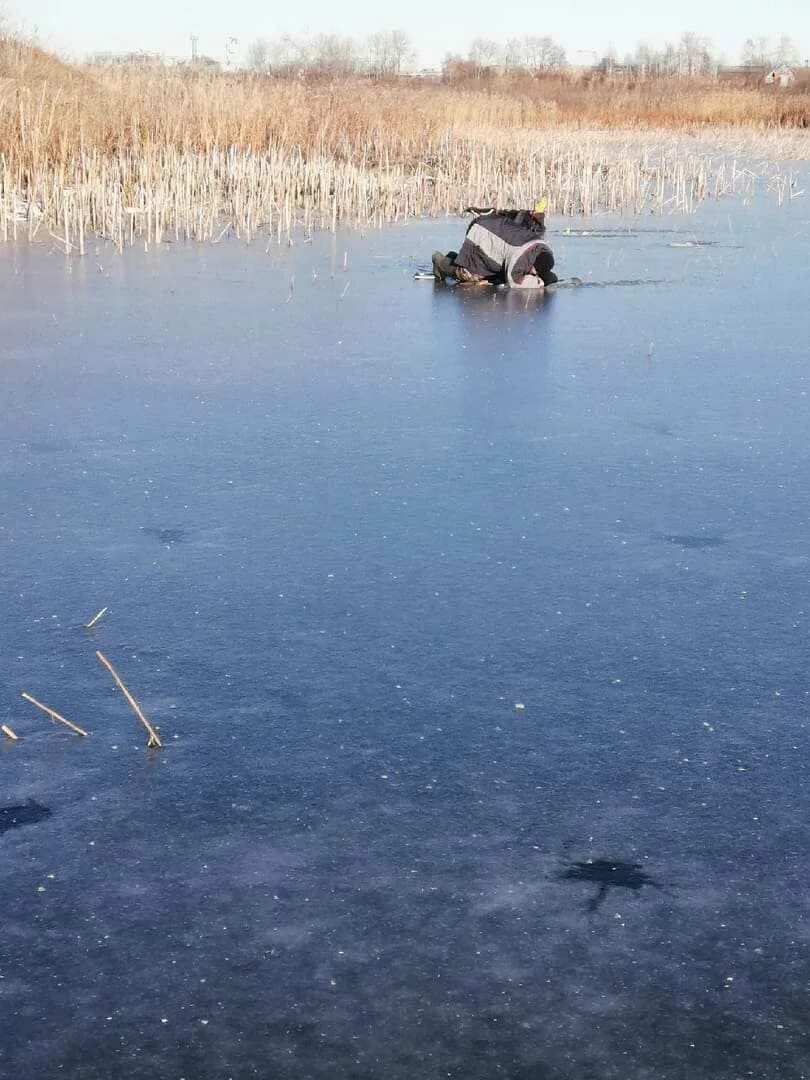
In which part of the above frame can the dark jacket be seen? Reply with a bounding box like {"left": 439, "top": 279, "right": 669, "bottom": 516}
{"left": 454, "top": 211, "right": 553, "bottom": 288}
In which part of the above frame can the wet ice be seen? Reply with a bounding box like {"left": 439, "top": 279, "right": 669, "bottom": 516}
{"left": 1, "top": 181, "right": 810, "bottom": 1078}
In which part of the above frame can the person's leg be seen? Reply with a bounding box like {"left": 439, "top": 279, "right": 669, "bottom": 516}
{"left": 455, "top": 267, "right": 489, "bottom": 285}
{"left": 432, "top": 251, "right": 457, "bottom": 282}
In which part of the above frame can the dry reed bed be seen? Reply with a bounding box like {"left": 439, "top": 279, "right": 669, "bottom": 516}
{"left": 2, "top": 129, "right": 804, "bottom": 251}
{"left": 1, "top": 59, "right": 809, "bottom": 248}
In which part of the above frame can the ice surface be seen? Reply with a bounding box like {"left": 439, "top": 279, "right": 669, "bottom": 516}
{"left": 1, "top": 182, "right": 810, "bottom": 1078}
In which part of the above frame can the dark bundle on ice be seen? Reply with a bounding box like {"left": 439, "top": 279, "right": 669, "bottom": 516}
{"left": 560, "top": 858, "right": 660, "bottom": 911}
{"left": 0, "top": 799, "right": 52, "bottom": 835}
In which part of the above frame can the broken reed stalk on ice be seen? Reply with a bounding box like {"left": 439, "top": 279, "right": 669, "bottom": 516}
{"left": 21, "top": 691, "right": 89, "bottom": 737}
{"left": 95, "top": 651, "right": 162, "bottom": 748}
{"left": 85, "top": 606, "right": 109, "bottom": 630}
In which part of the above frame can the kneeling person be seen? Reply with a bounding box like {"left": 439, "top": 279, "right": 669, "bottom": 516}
{"left": 432, "top": 200, "right": 558, "bottom": 289}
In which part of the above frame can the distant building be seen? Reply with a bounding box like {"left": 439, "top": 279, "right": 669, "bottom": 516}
{"left": 594, "top": 57, "right": 629, "bottom": 76}
{"left": 764, "top": 64, "right": 795, "bottom": 87}
{"left": 89, "top": 51, "right": 163, "bottom": 67}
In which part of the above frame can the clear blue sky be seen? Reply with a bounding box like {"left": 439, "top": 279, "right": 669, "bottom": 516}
{"left": 8, "top": 0, "right": 810, "bottom": 67}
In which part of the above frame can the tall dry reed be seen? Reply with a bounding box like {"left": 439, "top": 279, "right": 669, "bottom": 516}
{"left": 1, "top": 38, "right": 808, "bottom": 249}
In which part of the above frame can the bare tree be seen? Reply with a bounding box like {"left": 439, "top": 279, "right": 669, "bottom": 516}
{"left": 633, "top": 42, "right": 656, "bottom": 76}
{"left": 742, "top": 36, "right": 773, "bottom": 67}
{"left": 246, "top": 38, "right": 271, "bottom": 73}
{"left": 523, "top": 36, "right": 566, "bottom": 70}
{"left": 251, "top": 33, "right": 357, "bottom": 77}
{"left": 366, "top": 29, "right": 414, "bottom": 76}
{"left": 676, "top": 32, "right": 714, "bottom": 76}
{"left": 262, "top": 34, "right": 310, "bottom": 74}
{"left": 310, "top": 33, "right": 358, "bottom": 76}
{"left": 502, "top": 38, "right": 524, "bottom": 71}
{"left": 623, "top": 35, "right": 715, "bottom": 77}
{"left": 467, "top": 37, "right": 500, "bottom": 76}
{"left": 742, "top": 34, "right": 799, "bottom": 71}
{"left": 500, "top": 35, "right": 566, "bottom": 72}
{"left": 774, "top": 34, "right": 799, "bottom": 65}
{"left": 442, "top": 54, "right": 480, "bottom": 83}
{"left": 657, "top": 42, "right": 675, "bottom": 75}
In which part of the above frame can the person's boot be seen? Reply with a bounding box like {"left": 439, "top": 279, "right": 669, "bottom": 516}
{"left": 432, "top": 251, "right": 456, "bottom": 282}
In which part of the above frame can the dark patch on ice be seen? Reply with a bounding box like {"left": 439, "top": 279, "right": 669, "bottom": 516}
{"left": 633, "top": 420, "right": 676, "bottom": 437}
{"left": 560, "top": 858, "right": 660, "bottom": 911}
{"left": 0, "top": 799, "right": 52, "bottom": 836}
{"left": 660, "top": 532, "right": 727, "bottom": 549}
{"left": 555, "top": 278, "right": 665, "bottom": 289}
{"left": 141, "top": 526, "right": 187, "bottom": 544}
{"left": 560, "top": 230, "right": 639, "bottom": 239}
{"left": 118, "top": 645, "right": 165, "bottom": 661}
{"left": 668, "top": 239, "right": 742, "bottom": 249}
{"left": 561, "top": 226, "right": 681, "bottom": 237}
{"left": 22, "top": 439, "right": 75, "bottom": 454}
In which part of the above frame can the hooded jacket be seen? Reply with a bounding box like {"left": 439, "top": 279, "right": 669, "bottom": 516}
{"left": 453, "top": 211, "right": 554, "bottom": 288}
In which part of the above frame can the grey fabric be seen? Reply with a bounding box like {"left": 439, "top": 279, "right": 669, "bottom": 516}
{"left": 455, "top": 222, "right": 506, "bottom": 279}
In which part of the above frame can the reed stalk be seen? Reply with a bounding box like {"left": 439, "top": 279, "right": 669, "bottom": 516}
{"left": 21, "top": 691, "right": 88, "bottom": 736}
{"left": 85, "top": 606, "right": 109, "bottom": 629}
{"left": 95, "top": 651, "right": 162, "bottom": 748}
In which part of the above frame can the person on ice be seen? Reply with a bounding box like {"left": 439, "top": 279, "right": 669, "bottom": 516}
{"left": 432, "top": 199, "right": 558, "bottom": 289}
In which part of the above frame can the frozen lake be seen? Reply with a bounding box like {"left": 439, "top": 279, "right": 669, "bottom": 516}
{"left": 2, "top": 182, "right": 810, "bottom": 1078}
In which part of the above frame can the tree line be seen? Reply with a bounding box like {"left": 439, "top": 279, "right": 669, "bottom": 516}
{"left": 613, "top": 33, "right": 802, "bottom": 75}
{"left": 246, "top": 30, "right": 414, "bottom": 77}
{"left": 92, "top": 25, "right": 804, "bottom": 78}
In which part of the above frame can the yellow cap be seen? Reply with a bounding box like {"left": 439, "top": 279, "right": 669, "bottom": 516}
{"left": 533, "top": 197, "right": 548, "bottom": 214}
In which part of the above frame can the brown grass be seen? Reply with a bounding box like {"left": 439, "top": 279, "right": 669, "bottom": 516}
{"left": 1, "top": 37, "right": 808, "bottom": 248}
{"left": 445, "top": 69, "right": 810, "bottom": 129}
